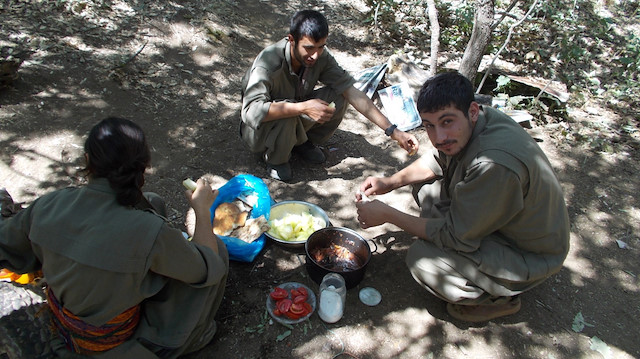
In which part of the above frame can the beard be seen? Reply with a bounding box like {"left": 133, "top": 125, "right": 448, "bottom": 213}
{"left": 292, "top": 45, "right": 316, "bottom": 68}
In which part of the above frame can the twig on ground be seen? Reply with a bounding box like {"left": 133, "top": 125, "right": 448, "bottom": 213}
{"left": 535, "top": 299, "right": 553, "bottom": 312}
{"left": 111, "top": 41, "right": 148, "bottom": 70}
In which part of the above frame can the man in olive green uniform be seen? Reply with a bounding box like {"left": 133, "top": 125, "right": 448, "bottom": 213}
{"left": 240, "top": 10, "right": 418, "bottom": 181}
{"left": 355, "top": 72, "right": 570, "bottom": 322}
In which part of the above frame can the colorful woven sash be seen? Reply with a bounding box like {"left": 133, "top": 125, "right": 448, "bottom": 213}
{"left": 46, "top": 287, "right": 141, "bottom": 354}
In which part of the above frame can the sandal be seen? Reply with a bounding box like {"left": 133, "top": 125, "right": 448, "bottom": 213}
{"left": 446, "top": 297, "right": 521, "bottom": 322}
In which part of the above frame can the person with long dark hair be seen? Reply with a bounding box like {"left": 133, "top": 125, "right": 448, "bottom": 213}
{"left": 1, "top": 117, "right": 229, "bottom": 357}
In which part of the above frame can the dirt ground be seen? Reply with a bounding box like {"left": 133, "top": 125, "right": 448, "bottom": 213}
{"left": 1, "top": 0, "right": 639, "bottom": 358}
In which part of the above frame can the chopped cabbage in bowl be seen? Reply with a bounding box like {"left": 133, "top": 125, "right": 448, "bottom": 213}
{"left": 266, "top": 201, "right": 330, "bottom": 246}
{"left": 268, "top": 211, "right": 326, "bottom": 242}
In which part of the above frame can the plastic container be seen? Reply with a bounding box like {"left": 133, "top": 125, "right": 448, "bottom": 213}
{"left": 317, "top": 273, "right": 347, "bottom": 323}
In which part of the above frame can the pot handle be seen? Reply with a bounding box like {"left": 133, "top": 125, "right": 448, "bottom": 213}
{"left": 366, "top": 239, "right": 378, "bottom": 253}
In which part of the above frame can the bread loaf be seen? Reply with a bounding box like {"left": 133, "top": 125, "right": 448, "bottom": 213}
{"left": 231, "top": 215, "right": 270, "bottom": 243}
{"left": 213, "top": 202, "right": 248, "bottom": 236}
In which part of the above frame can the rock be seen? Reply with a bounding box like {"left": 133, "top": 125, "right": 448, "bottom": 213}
{"left": 0, "top": 282, "right": 53, "bottom": 358}
{"left": 0, "top": 48, "right": 31, "bottom": 88}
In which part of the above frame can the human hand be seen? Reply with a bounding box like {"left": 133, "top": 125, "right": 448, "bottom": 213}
{"left": 355, "top": 189, "right": 371, "bottom": 203}
{"left": 303, "top": 99, "right": 335, "bottom": 124}
{"left": 358, "top": 177, "right": 393, "bottom": 198}
{"left": 355, "top": 199, "right": 389, "bottom": 229}
{"left": 184, "top": 178, "right": 219, "bottom": 253}
{"left": 185, "top": 178, "right": 218, "bottom": 214}
{"left": 391, "top": 130, "right": 419, "bottom": 155}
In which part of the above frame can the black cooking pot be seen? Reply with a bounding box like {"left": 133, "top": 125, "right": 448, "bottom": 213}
{"left": 305, "top": 227, "right": 375, "bottom": 289}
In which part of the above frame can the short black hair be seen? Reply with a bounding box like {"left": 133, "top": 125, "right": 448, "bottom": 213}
{"left": 416, "top": 72, "right": 475, "bottom": 115}
{"left": 289, "top": 10, "right": 329, "bottom": 42}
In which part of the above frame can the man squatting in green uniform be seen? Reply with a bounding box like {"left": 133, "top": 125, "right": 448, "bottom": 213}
{"left": 240, "top": 10, "right": 419, "bottom": 182}
{"left": 355, "top": 72, "right": 570, "bottom": 322}
{"left": 0, "top": 118, "right": 229, "bottom": 358}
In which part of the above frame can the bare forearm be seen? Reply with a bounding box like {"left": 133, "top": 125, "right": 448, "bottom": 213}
{"left": 388, "top": 156, "right": 439, "bottom": 189}
{"left": 191, "top": 209, "right": 219, "bottom": 254}
{"left": 385, "top": 207, "right": 430, "bottom": 239}
{"left": 264, "top": 101, "right": 303, "bottom": 122}
{"left": 344, "top": 86, "right": 392, "bottom": 130}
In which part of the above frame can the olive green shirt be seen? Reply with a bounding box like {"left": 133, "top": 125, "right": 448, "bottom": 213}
{"left": 421, "top": 106, "right": 570, "bottom": 283}
{"left": 0, "top": 178, "right": 227, "bottom": 346}
{"left": 241, "top": 38, "right": 355, "bottom": 131}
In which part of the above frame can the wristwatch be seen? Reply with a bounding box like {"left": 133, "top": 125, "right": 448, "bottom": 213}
{"left": 384, "top": 124, "right": 397, "bottom": 136}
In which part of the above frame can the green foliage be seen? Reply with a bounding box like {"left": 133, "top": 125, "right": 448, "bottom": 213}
{"left": 361, "top": 0, "right": 640, "bottom": 143}
{"left": 493, "top": 75, "right": 512, "bottom": 92}
{"left": 363, "top": 0, "right": 430, "bottom": 42}
{"left": 362, "top": 0, "right": 477, "bottom": 51}
{"left": 438, "top": 1, "right": 475, "bottom": 50}
{"left": 620, "top": 33, "right": 640, "bottom": 74}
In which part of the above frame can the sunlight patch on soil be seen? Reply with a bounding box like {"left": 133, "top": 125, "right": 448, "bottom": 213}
{"left": 563, "top": 257, "right": 597, "bottom": 286}
{"left": 2, "top": 131, "right": 83, "bottom": 200}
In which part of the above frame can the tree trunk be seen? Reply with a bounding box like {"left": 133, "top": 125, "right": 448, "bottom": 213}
{"left": 426, "top": 0, "right": 439, "bottom": 77}
{"left": 458, "top": 0, "right": 495, "bottom": 81}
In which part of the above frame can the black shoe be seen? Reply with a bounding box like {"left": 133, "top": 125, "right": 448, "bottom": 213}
{"left": 293, "top": 140, "right": 326, "bottom": 164}
{"left": 267, "top": 162, "right": 292, "bottom": 182}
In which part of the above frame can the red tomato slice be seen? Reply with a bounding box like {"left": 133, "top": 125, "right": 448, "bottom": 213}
{"left": 302, "top": 302, "right": 312, "bottom": 314}
{"left": 285, "top": 311, "right": 302, "bottom": 320}
{"left": 270, "top": 287, "right": 288, "bottom": 300}
{"left": 290, "top": 288, "right": 301, "bottom": 297}
{"left": 293, "top": 295, "right": 307, "bottom": 304}
{"left": 297, "top": 287, "right": 308, "bottom": 297}
{"left": 276, "top": 298, "right": 292, "bottom": 314}
{"left": 273, "top": 308, "right": 282, "bottom": 316}
{"left": 289, "top": 303, "right": 305, "bottom": 315}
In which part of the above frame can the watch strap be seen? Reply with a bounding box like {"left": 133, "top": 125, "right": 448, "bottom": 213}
{"left": 385, "top": 124, "right": 397, "bottom": 136}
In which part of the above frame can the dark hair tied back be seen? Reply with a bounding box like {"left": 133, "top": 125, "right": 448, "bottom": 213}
{"left": 84, "top": 117, "right": 151, "bottom": 206}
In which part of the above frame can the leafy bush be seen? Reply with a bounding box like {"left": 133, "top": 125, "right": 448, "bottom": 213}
{"left": 362, "top": 0, "right": 640, "bottom": 126}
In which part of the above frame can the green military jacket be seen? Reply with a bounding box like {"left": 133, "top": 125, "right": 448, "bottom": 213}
{"left": 0, "top": 178, "right": 227, "bottom": 348}
{"left": 241, "top": 38, "right": 355, "bottom": 130}
{"left": 422, "top": 106, "right": 570, "bottom": 284}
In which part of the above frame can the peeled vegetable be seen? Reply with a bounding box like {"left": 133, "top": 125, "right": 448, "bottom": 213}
{"left": 182, "top": 178, "right": 198, "bottom": 191}
{"left": 328, "top": 102, "right": 335, "bottom": 109}
{"left": 268, "top": 211, "right": 325, "bottom": 242}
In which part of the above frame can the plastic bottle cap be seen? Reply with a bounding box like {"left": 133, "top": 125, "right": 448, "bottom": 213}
{"left": 359, "top": 287, "right": 382, "bottom": 306}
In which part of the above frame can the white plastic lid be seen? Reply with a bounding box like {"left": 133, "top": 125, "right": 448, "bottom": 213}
{"left": 359, "top": 287, "right": 382, "bottom": 306}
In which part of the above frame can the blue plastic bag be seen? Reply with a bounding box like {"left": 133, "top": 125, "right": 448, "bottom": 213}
{"left": 210, "top": 174, "right": 273, "bottom": 262}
